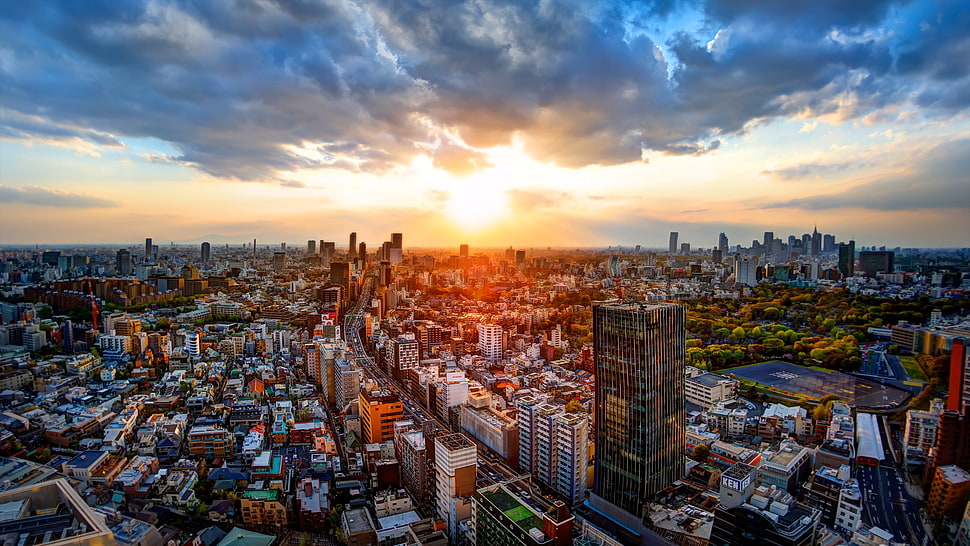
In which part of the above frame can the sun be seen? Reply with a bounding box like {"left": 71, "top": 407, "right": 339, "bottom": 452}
{"left": 445, "top": 184, "right": 508, "bottom": 231}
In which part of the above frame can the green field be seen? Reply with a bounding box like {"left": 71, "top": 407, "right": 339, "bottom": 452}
{"left": 899, "top": 355, "right": 928, "bottom": 381}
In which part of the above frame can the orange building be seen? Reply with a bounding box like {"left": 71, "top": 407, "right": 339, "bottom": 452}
{"left": 926, "top": 464, "right": 970, "bottom": 519}
{"left": 359, "top": 389, "right": 404, "bottom": 444}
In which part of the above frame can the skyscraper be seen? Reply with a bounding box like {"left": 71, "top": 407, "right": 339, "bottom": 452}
{"left": 838, "top": 241, "right": 855, "bottom": 277}
{"left": 763, "top": 231, "right": 774, "bottom": 254}
{"left": 812, "top": 226, "right": 822, "bottom": 256}
{"left": 200, "top": 241, "right": 210, "bottom": 264}
{"left": 591, "top": 302, "right": 686, "bottom": 528}
{"left": 390, "top": 232, "right": 403, "bottom": 264}
{"left": 459, "top": 244, "right": 469, "bottom": 258}
{"left": 307, "top": 240, "right": 316, "bottom": 255}
{"left": 144, "top": 238, "right": 153, "bottom": 259}
{"left": 348, "top": 232, "right": 357, "bottom": 259}
{"left": 116, "top": 249, "right": 132, "bottom": 276}
{"left": 718, "top": 232, "right": 728, "bottom": 254}
{"left": 668, "top": 232, "right": 679, "bottom": 255}
{"left": 272, "top": 251, "right": 286, "bottom": 272}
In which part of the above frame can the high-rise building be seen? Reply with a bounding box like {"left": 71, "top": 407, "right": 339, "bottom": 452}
{"left": 837, "top": 241, "right": 855, "bottom": 277}
{"left": 718, "top": 232, "right": 728, "bottom": 253}
{"left": 478, "top": 324, "right": 503, "bottom": 360}
{"left": 434, "top": 433, "right": 476, "bottom": 542}
{"left": 763, "top": 231, "right": 774, "bottom": 253}
{"left": 116, "top": 249, "right": 132, "bottom": 276}
{"left": 680, "top": 242, "right": 690, "bottom": 254}
{"left": 330, "top": 262, "right": 351, "bottom": 293}
{"left": 272, "top": 251, "right": 286, "bottom": 272}
{"left": 590, "top": 302, "right": 686, "bottom": 526}
{"left": 735, "top": 256, "right": 760, "bottom": 287}
{"left": 359, "top": 388, "right": 404, "bottom": 444}
{"left": 948, "top": 338, "right": 969, "bottom": 414}
{"left": 389, "top": 335, "right": 420, "bottom": 383}
{"left": 668, "top": 231, "right": 679, "bottom": 255}
{"left": 349, "top": 232, "right": 357, "bottom": 259}
{"left": 144, "top": 238, "right": 153, "bottom": 259}
{"left": 517, "top": 398, "right": 590, "bottom": 505}
{"left": 200, "top": 241, "right": 210, "bottom": 264}
{"left": 822, "top": 234, "right": 836, "bottom": 253}
{"left": 812, "top": 227, "right": 822, "bottom": 256}
{"left": 858, "top": 251, "right": 894, "bottom": 277}
{"left": 307, "top": 240, "right": 316, "bottom": 255}
{"left": 471, "top": 484, "right": 574, "bottom": 546}
{"left": 390, "top": 232, "right": 403, "bottom": 264}
{"left": 322, "top": 241, "right": 335, "bottom": 267}
{"left": 459, "top": 244, "right": 469, "bottom": 258}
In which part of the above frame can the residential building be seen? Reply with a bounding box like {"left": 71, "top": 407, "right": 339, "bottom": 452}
{"left": 296, "top": 477, "right": 329, "bottom": 532}
{"left": 471, "top": 484, "right": 574, "bottom": 546}
{"left": 926, "top": 465, "right": 970, "bottom": 520}
{"left": 478, "top": 324, "right": 503, "bottom": 360}
{"left": 341, "top": 507, "right": 377, "bottom": 546}
{"left": 240, "top": 489, "right": 288, "bottom": 527}
{"left": 187, "top": 425, "right": 234, "bottom": 459}
{"left": 360, "top": 388, "right": 404, "bottom": 444}
{"left": 434, "top": 433, "right": 477, "bottom": 542}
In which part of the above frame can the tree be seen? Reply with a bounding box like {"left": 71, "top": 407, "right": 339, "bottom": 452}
{"left": 691, "top": 444, "right": 710, "bottom": 462}
{"left": 565, "top": 399, "right": 587, "bottom": 414}
{"left": 157, "top": 317, "right": 171, "bottom": 330}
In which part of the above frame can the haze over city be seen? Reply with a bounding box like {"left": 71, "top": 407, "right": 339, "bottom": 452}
{"left": 1, "top": 0, "right": 969, "bottom": 247}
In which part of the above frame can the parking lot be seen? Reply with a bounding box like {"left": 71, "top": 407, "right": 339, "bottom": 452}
{"left": 725, "top": 361, "right": 911, "bottom": 408}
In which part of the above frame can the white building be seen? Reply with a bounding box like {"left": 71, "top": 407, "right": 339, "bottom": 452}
{"left": 477, "top": 324, "right": 503, "bottom": 360}
{"left": 434, "top": 433, "right": 477, "bottom": 542}
{"left": 903, "top": 398, "right": 944, "bottom": 461}
{"left": 516, "top": 396, "right": 589, "bottom": 505}
{"left": 685, "top": 369, "right": 738, "bottom": 408}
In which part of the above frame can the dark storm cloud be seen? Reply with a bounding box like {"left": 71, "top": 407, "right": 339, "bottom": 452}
{"left": 766, "top": 138, "right": 970, "bottom": 210}
{"left": 0, "top": 185, "right": 118, "bottom": 208}
{"left": 0, "top": 0, "right": 966, "bottom": 180}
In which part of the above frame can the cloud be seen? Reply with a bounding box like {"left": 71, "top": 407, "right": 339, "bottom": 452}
{"left": 0, "top": 185, "right": 119, "bottom": 208}
{"left": 0, "top": 0, "right": 966, "bottom": 180}
{"left": 761, "top": 160, "right": 854, "bottom": 180}
{"left": 765, "top": 138, "right": 970, "bottom": 210}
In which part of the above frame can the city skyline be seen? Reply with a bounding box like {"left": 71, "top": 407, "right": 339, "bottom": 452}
{"left": 1, "top": 1, "right": 969, "bottom": 247}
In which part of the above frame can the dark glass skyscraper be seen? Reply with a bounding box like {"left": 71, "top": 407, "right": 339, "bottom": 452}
{"left": 592, "top": 302, "right": 686, "bottom": 520}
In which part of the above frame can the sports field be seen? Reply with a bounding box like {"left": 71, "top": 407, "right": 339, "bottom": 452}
{"left": 725, "top": 360, "right": 910, "bottom": 409}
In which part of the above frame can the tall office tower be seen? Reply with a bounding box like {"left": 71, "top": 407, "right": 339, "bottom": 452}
{"left": 680, "top": 242, "right": 690, "bottom": 254}
{"left": 734, "top": 256, "right": 760, "bottom": 287}
{"left": 200, "top": 241, "right": 210, "bottom": 264}
{"left": 116, "top": 249, "right": 132, "bottom": 276}
{"left": 514, "top": 250, "right": 526, "bottom": 265}
{"left": 459, "top": 244, "right": 469, "bottom": 258}
{"left": 949, "top": 339, "right": 969, "bottom": 414}
{"left": 802, "top": 233, "right": 812, "bottom": 253}
{"left": 307, "top": 240, "right": 316, "bottom": 255}
{"left": 478, "top": 324, "right": 503, "bottom": 360}
{"left": 712, "top": 248, "right": 723, "bottom": 264}
{"left": 322, "top": 241, "right": 335, "bottom": 267}
{"left": 591, "top": 302, "right": 685, "bottom": 529}
{"left": 434, "top": 433, "right": 477, "bottom": 542}
{"left": 318, "top": 240, "right": 325, "bottom": 256}
{"left": 837, "top": 241, "right": 855, "bottom": 277}
{"left": 812, "top": 226, "right": 822, "bottom": 256}
{"left": 272, "top": 251, "right": 286, "bottom": 272}
{"left": 505, "top": 247, "right": 515, "bottom": 261}
{"left": 823, "top": 234, "right": 836, "bottom": 253}
{"left": 381, "top": 241, "right": 392, "bottom": 261}
{"left": 358, "top": 242, "right": 367, "bottom": 264}
{"left": 668, "top": 231, "right": 679, "bottom": 254}
{"left": 763, "top": 231, "right": 774, "bottom": 253}
{"left": 390, "top": 232, "right": 403, "bottom": 264}
{"left": 717, "top": 233, "right": 728, "bottom": 253}
{"left": 144, "top": 238, "right": 153, "bottom": 259}
{"left": 330, "top": 262, "right": 351, "bottom": 292}
{"left": 348, "top": 232, "right": 357, "bottom": 259}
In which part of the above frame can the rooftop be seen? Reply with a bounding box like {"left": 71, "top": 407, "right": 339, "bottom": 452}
{"left": 242, "top": 489, "right": 282, "bottom": 502}
{"left": 481, "top": 486, "right": 544, "bottom": 537}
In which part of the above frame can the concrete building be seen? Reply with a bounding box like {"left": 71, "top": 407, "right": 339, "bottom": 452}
{"left": 685, "top": 368, "right": 738, "bottom": 408}
{"left": 434, "top": 433, "right": 477, "bottom": 542}
{"left": 241, "top": 489, "right": 288, "bottom": 527}
{"left": 926, "top": 465, "right": 970, "bottom": 520}
{"left": 341, "top": 507, "right": 377, "bottom": 546}
{"left": 359, "top": 388, "right": 404, "bottom": 444}
{"left": 471, "top": 484, "right": 574, "bottom": 546}
{"left": 478, "top": 324, "right": 503, "bottom": 360}
{"left": 759, "top": 441, "right": 813, "bottom": 494}
{"left": 0, "top": 478, "right": 115, "bottom": 546}
{"left": 710, "top": 464, "right": 821, "bottom": 546}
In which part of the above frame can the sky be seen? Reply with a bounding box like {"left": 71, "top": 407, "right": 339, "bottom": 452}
{"left": 1, "top": 0, "right": 968, "bottom": 249}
